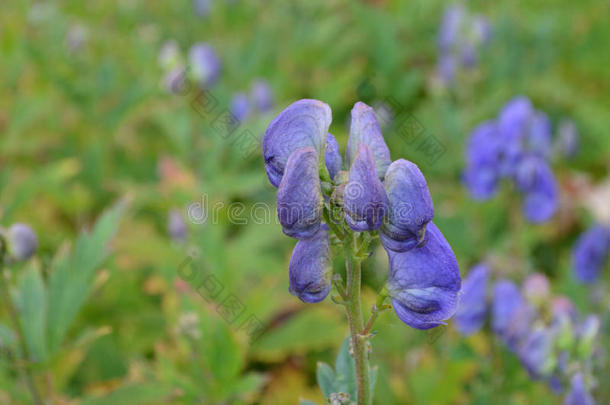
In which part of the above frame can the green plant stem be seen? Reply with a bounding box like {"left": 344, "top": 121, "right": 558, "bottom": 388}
{"left": 0, "top": 246, "right": 44, "bottom": 405}
{"left": 343, "top": 231, "right": 370, "bottom": 405}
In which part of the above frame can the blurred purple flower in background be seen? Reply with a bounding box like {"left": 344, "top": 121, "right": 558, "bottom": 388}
{"left": 250, "top": 79, "right": 274, "bottom": 113}
{"left": 188, "top": 43, "right": 221, "bottom": 87}
{"left": 556, "top": 118, "right": 579, "bottom": 157}
{"left": 193, "top": 0, "right": 211, "bottom": 17}
{"left": 454, "top": 264, "right": 489, "bottom": 335}
{"left": 572, "top": 224, "right": 610, "bottom": 283}
{"left": 436, "top": 3, "right": 490, "bottom": 86}
{"left": 463, "top": 96, "right": 562, "bottom": 223}
{"left": 564, "top": 374, "right": 595, "bottom": 405}
{"left": 230, "top": 92, "right": 251, "bottom": 122}
{"left": 168, "top": 209, "right": 187, "bottom": 242}
{"left": 5, "top": 223, "right": 38, "bottom": 262}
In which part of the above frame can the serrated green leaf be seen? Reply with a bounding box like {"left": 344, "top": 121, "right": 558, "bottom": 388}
{"left": 16, "top": 263, "right": 47, "bottom": 363}
{"left": 316, "top": 361, "right": 337, "bottom": 398}
{"left": 46, "top": 201, "right": 125, "bottom": 353}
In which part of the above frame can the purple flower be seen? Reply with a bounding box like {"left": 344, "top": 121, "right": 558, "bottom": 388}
{"left": 343, "top": 144, "right": 389, "bottom": 231}
{"left": 250, "top": 79, "right": 273, "bottom": 113}
{"left": 168, "top": 209, "right": 187, "bottom": 242}
{"left": 454, "top": 264, "right": 489, "bottom": 335}
{"left": 438, "top": 4, "right": 464, "bottom": 51}
{"left": 528, "top": 112, "right": 553, "bottom": 158}
{"left": 463, "top": 121, "right": 502, "bottom": 199}
{"left": 188, "top": 43, "right": 221, "bottom": 87}
{"left": 516, "top": 157, "right": 558, "bottom": 223}
{"left": 193, "top": 0, "right": 211, "bottom": 17}
{"left": 380, "top": 159, "right": 433, "bottom": 252}
{"left": 438, "top": 54, "right": 457, "bottom": 84}
{"left": 325, "top": 133, "right": 342, "bottom": 180}
{"left": 7, "top": 223, "right": 38, "bottom": 262}
{"left": 564, "top": 374, "right": 595, "bottom": 405}
{"left": 518, "top": 327, "right": 556, "bottom": 379}
{"left": 346, "top": 102, "right": 391, "bottom": 181}
{"left": 289, "top": 225, "right": 331, "bottom": 303}
{"left": 497, "top": 96, "right": 533, "bottom": 175}
{"left": 230, "top": 92, "right": 250, "bottom": 123}
{"left": 263, "top": 99, "right": 332, "bottom": 187}
{"left": 387, "top": 222, "right": 461, "bottom": 330}
{"left": 492, "top": 280, "right": 533, "bottom": 350}
{"left": 163, "top": 66, "right": 187, "bottom": 94}
{"left": 557, "top": 119, "right": 579, "bottom": 157}
{"left": 276, "top": 147, "right": 323, "bottom": 239}
{"left": 572, "top": 224, "right": 610, "bottom": 283}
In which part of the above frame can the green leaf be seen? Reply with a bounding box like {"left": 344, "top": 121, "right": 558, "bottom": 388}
{"left": 16, "top": 263, "right": 47, "bottom": 363}
{"left": 79, "top": 383, "right": 173, "bottom": 405}
{"left": 334, "top": 337, "right": 357, "bottom": 399}
{"left": 316, "top": 361, "right": 337, "bottom": 398}
{"left": 46, "top": 201, "right": 125, "bottom": 353}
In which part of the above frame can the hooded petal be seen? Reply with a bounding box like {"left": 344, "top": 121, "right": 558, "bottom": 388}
{"left": 288, "top": 225, "right": 331, "bottom": 303}
{"left": 380, "top": 159, "right": 434, "bottom": 252}
{"left": 325, "top": 133, "right": 342, "bottom": 180}
{"left": 343, "top": 144, "right": 389, "bottom": 231}
{"left": 276, "top": 147, "right": 323, "bottom": 239}
{"left": 454, "top": 264, "right": 489, "bottom": 335}
{"left": 263, "top": 99, "right": 331, "bottom": 187}
{"left": 346, "top": 102, "right": 391, "bottom": 180}
{"left": 388, "top": 222, "right": 461, "bottom": 330}
{"left": 572, "top": 224, "right": 610, "bottom": 283}
{"left": 564, "top": 374, "right": 595, "bottom": 405}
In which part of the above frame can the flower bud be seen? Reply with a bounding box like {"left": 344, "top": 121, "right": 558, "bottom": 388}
{"left": 7, "top": 223, "right": 38, "bottom": 262}
{"left": 288, "top": 225, "right": 331, "bottom": 303}
{"left": 454, "top": 264, "right": 489, "bottom": 335}
{"left": 380, "top": 159, "right": 433, "bottom": 252}
{"left": 276, "top": 147, "right": 323, "bottom": 239}
{"left": 325, "top": 133, "right": 342, "bottom": 181}
{"left": 263, "top": 99, "right": 331, "bottom": 187}
{"left": 345, "top": 102, "right": 391, "bottom": 181}
{"left": 343, "top": 144, "right": 388, "bottom": 231}
{"left": 387, "top": 222, "right": 461, "bottom": 330}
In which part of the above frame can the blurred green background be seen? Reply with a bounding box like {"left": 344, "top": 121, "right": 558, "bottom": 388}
{"left": 1, "top": 0, "right": 609, "bottom": 404}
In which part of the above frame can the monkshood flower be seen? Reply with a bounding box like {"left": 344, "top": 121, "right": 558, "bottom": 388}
{"left": 343, "top": 144, "right": 389, "bottom": 231}
{"left": 230, "top": 92, "right": 251, "bottom": 122}
{"left": 453, "top": 264, "right": 489, "bottom": 335}
{"left": 263, "top": 99, "right": 331, "bottom": 187}
{"left": 463, "top": 96, "right": 559, "bottom": 223}
{"left": 276, "top": 147, "right": 323, "bottom": 239}
{"left": 345, "top": 102, "right": 391, "bottom": 181}
{"left": 572, "top": 224, "right": 610, "bottom": 283}
{"left": 168, "top": 209, "right": 187, "bottom": 242}
{"left": 518, "top": 327, "right": 557, "bottom": 379}
{"left": 492, "top": 280, "right": 533, "bottom": 350}
{"left": 387, "top": 222, "right": 461, "bottom": 330}
{"left": 250, "top": 79, "right": 273, "bottom": 113}
{"left": 188, "top": 43, "right": 221, "bottom": 87}
{"left": 4, "top": 223, "right": 38, "bottom": 262}
{"left": 436, "top": 3, "right": 490, "bottom": 85}
{"left": 380, "top": 159, "right": 433, "bottom": 252}
{"left": 325, "top": 133, "right": 342, "bottom": 181}
{"left": 289, "top": 225, "right": 331, "bottom": 303}
{"left": 193, "top": 0, "right": 210, "bottom": 17}
{"left": 564, "top": 374, "right": 595, "bottom": 405}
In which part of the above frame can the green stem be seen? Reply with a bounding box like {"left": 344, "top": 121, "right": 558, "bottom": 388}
{"left": 0, "top": 241, "right": 44, "bottom": 405}
{"left": 343, "top": 231, "right": 370, "bottom": 405}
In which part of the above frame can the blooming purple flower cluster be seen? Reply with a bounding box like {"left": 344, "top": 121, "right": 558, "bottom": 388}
{"left": 436, "top": 3, "right": 490, "bottom": 85}
{"left": 572, "top": 223, "right": 610, "bottom": 283}
{"left": 463, "top": 96, "right": 562, "bottom": 223}
{"left": 454, "top": 267, "right": 599, "bottom": 402}
{"left": 263, "top": 99, "right": 462, "bottom": 329}
{"left": 229, "top": 79, "right": 274, "bottom": 123}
